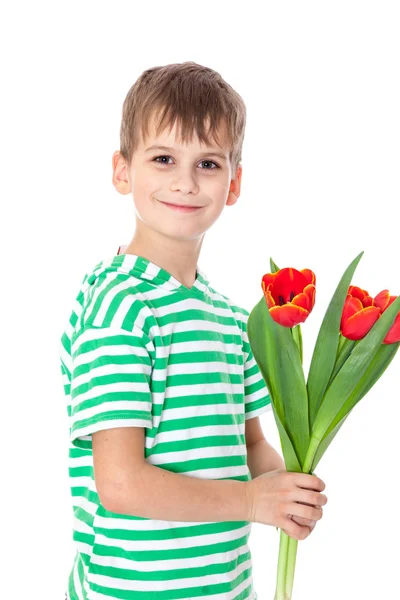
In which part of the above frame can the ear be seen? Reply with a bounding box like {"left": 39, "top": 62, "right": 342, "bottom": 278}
{"left": 226, "top": 163, "right": 242, "bottom": 206}
{"left": 112, "top": 150, "right": 131, "bottom": 195}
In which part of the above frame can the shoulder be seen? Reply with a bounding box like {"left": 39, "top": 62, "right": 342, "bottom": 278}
{"left": 78, "top": 269, "right": 156, "bottom": 338}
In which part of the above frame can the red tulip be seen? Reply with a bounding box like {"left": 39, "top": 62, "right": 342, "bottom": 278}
{"left": 340, "top": 285, "right": 381, "bottom": 340}
{"left": 261, "top": 267, "right": 316, "bottom": 327}
{"left": 374, "top": 289, "right": 400, "bottom": 344}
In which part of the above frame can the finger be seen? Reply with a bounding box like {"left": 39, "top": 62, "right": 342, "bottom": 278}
{"left": 291, "top": 515, "right": 316, "bottom": 528}
{"left": 282, "top": 517, "right": 310, "bottom": 541}
{"left": 290, "top": 489, "right": 328, "bottom": 509}
{"left": 291, "top": 516, "right": 317, "bottom": 534}
{"left": 295, "top": 472, "right": 326, "bottom": 491}
{"left": 288, "top": 502, "right": 323, "bottom": 521}
{"left": 306, "top": 521, "right": 316, "bottom": 533}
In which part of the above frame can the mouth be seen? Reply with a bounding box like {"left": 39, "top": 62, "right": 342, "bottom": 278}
{"left": 157, "top": 199, "right": 204, "bottom": 213}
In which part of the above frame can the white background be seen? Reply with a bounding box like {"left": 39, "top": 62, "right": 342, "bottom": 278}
{"left": 1, "top": 1, "right": 399, "bottom": 599}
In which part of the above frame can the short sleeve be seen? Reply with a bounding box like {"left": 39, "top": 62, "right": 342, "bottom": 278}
{"left": 242, "top": 312, "right": 272, "bottom": 420}
{"left": 70, "top": 323, "right": 154, "bottom": 448}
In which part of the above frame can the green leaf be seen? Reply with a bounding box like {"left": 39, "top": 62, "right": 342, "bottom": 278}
{"left": 248, "top": 295, "right": 310, "bottom": 465}
{"left": 269, "top": 257, "right": 280, "bottom": 273}
{"left": 247, "top": 297, "right": 284, "bottom": 426}
{"left": 291, "top": 325, "right": 303, "bottom": 365}
{"left": 270, "top": 399, "right": 302, "bottom": 472}
{"left": 347, "top": 341, "right": 399, "bottom": 405}
{"left": 312, "top": 295, "right": 400, "bottom": 442}
{"left": 310, "top": 411, "right": 353, "bottom": 472}
{"left": 307, "top": 251, "right": 364, "bottom": 429}
{"left": 336, "top": 332, "right": 347, "bottom": 357}
{"left": 310, "top": 342, "right": 399, "bottom": 471}
{"left": 322, "top": 341, "right": 398, "bottom": 444}
{"left": 327, "top": 337, "right": 357, "bottom": 387}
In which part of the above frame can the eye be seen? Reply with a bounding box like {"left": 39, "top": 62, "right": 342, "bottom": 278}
{"left": 152, "top": 155, "right": 220, "bottom": 169}
{"left": 199, "top": 159, "right": 220, "bottom": 170}
{"left": 153, "top": 155, "right": 173, "bottom": 165}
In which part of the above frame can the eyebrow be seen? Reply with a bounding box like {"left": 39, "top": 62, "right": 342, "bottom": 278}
{"left": 144, "top": 144, "right": 228, "bottom": 161}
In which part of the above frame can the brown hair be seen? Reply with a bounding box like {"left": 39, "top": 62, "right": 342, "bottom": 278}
{"left": 119, "top": 61, "right": 246, "bottom": 173}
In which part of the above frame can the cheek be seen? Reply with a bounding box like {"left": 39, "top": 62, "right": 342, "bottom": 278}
{"left": 132, "top": 177, "right": 159, "bottom": 204}
{"left": 213, "top": 177, "right": 231, "bottom": 192}
{"left": 208, "top": 180, "right": 230, "bottom": 203}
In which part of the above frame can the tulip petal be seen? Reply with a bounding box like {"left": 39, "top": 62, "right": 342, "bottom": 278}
{"left": 304, "top": 284, "right": 316, "bottom": 311}
{"left": 270, "top": 304, "right": 309, "bottom": 328}
{"left": 262, "top": 273, "right": 276, "bottom": 290}
{"left": 341, "top": 295, "right": 363, "bottom": 331}
{"left": 349, "top": 285, "right": 369, "bottom": 302}
{"left": 263, "top": 284, "right": 276, "bottom": 309}
{"left": 383, "top": 312, "right": 400, "bottom": 344}
{"left": 373, "top": 289, "right": 390, "bottom": 312}
{"left": 362, "top": 295, "right": 374, "bottom": 307}
{"left": 271, "top": 268, "right": 309, "bottom": 304}
{"left": 301, "top": 269, "right": 316, "bottom": 286}
{"left": 342, "top": 306, "right": 381, "bottom": 340}
{"left": 291, "top": 292, "right": 309, "bottom": 311}
{"left": 292, "top": 284, "right": 316, "bottom": 314}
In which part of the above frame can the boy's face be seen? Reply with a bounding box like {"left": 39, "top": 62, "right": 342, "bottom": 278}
{"left": 112, "top": 113, "right": 242, "bottom": 241}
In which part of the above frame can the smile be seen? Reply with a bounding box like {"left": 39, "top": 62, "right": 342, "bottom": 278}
{"left": 158, "top": 200, "right": 204, "bottom": 213}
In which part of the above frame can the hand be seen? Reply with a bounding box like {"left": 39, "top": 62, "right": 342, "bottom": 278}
{"left": 248, "top": 468, "right": 327, "bottom": 540}
{"left": 275, "top": 504, "right": 320, "bottom": 535}
{"left": 290, "top": 507, "right": 320, "bottom": 534}
{"left": 275, "top": 470, "right": 323, "bottom": 536}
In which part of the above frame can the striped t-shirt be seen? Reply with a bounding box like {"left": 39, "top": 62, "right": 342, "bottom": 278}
{"left": 59, "top": 247, "right": 272, "bottom": 600}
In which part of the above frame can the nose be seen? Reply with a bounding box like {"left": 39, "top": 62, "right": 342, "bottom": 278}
{"left": 169, "top": 167, "right": 200, "bottom": 195}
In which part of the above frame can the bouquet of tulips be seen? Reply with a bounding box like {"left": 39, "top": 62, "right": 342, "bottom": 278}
{"left": 247, "top": 251, "right": 400, "bottom": 600}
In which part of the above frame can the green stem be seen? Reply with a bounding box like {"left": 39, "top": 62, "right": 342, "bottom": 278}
{"left": 336, "top": 332, "right": 347, "bottom": 357}
{"left": 274, "top": 529, "right": 290, "bottom": 600}
{"left": 274, "top": 531, "right": 298, "bottom": 600}
{"left": 291, "top": 325, "right": 303, "bottom": 365}
{"left": 302, "top": 434, "right": 321, "bottom": 474}
{"left": 285, "top": 537, "right": 299, "bottom": 597}
{"left": 327, "top": 337, "right": 357, "bottom": 387}
{"left": 273, "top": 436, "right": 322, "bottom": 599}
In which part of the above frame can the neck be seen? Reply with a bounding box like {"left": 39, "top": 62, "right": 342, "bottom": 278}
{"left": 122, "top": 220, "right": 205, "bottom": 289}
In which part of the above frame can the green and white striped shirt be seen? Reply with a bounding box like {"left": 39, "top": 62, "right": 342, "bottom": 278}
{"left": 59, "top": 249, "right": 272, "bottom": 600}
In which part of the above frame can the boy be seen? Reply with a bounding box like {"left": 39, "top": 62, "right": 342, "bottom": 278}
{"left": 59, "top": 61, "right": 327, "bottom": 600}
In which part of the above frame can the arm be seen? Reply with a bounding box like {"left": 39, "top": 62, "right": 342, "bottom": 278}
{"left": 246, "top": 439, "right": 285, "bottom": 479}
{"left": 105, "top": 462, "right": 253, "bottom": 522}
{"left": 117, "top": 437, "right": 284, "bottom": 521}
{"left": 93, "top": 427, "right": 253, "bottom": 523}
{"left": 245, "top": 416, "right": 285, "bottom": 479}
